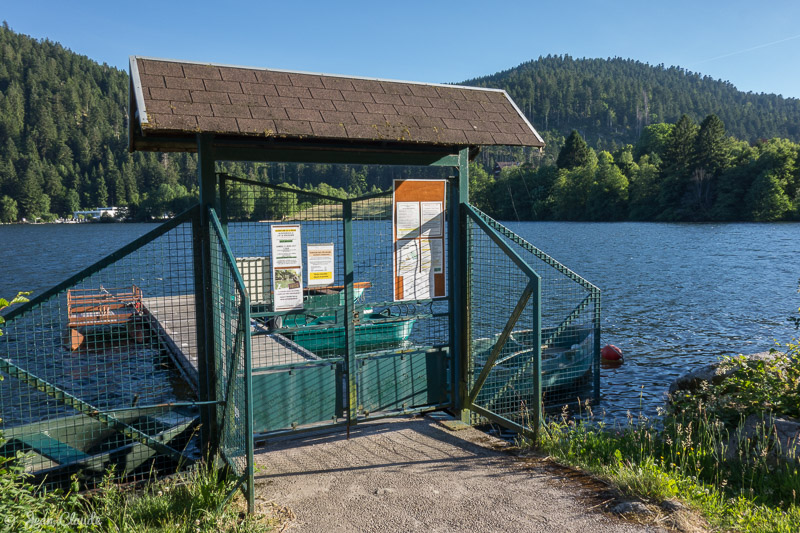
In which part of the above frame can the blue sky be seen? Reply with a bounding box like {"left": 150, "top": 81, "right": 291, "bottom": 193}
{"left": 5, "top": 1, "right": 800, "bottom": 98}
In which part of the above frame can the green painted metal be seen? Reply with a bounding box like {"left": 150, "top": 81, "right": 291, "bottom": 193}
{"left": 464, "top": 205, "right": 539, "bottom": 282}
{"left": 468, "top": 403, "right": 533, "bottom": 438}
{"left": 251, "top": 363, "right": 340, "bottom": 432}
{"left": 212, "top": 141, "right": 462, "bottom": 167}
{"left": 451, "top": 148, "right": 470, "bottom": 424}
{"left": 0, "top": 357, "right": 187, "bottom": 464}
{"left": 464, "top": 204, "right": 599, "bottom": 431}
{"left": 593, "top": 292, "right": 602, "bottom": 405}
{"left": 207, "top": 207, "right": 254, "bottom": 511}
{"left": 2, "top": 206, "right": 199, "bottom": 324}
{"left": 357, "top": 349, "right": 449, "bottom": 414}
{"left": 466, "top": 281, "right": 535, "bottom": 406}
{"left": 342, "top": 200, "right": 357, "bottom": 430}
{"left": 473, "top": 210, "right": 600, "bottom": 293}
{"left": 197, "top": 133, "right": 218, "bottom": 457}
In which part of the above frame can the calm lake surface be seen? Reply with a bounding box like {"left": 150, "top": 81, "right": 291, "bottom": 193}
{"left": 2, "top": 221, "right": 798, "bottom": 419}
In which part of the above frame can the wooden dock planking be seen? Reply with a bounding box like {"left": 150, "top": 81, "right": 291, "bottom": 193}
{"left": 141, "top": 295, "right": 321, "bottom": 393}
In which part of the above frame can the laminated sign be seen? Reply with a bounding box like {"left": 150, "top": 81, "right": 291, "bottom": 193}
{"left": 392, "top": 179, "right": 446, "bottom": 301}
{"left": 270, "top": 225, "right": 303, "bottom": 310}
{"left": 307, "top": 243, "right": 335, "bottom": 287}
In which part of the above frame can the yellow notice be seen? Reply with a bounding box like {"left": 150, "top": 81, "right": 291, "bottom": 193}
{"left": 307, "top": 243, "right": 335, "bottom": 287}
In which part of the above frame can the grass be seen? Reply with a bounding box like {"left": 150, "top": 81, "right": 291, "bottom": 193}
{"left": 0, "top": 454, "right": 284, "bottom": 533}
{"left": 530, "top": 344, "right": 800, "bottom": 533}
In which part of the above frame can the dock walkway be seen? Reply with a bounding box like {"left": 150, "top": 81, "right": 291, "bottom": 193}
{"left": 141, "top": 295, "right": 319, "bottom": 392}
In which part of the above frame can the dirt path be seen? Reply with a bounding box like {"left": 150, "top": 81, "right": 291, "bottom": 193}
{"left": 253, "top": 416, "right": 665, "bottom": 532}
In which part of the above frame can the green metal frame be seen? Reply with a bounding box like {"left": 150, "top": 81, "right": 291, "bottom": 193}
{"left": 468, "top": 209, "right": 601, "bottom": 405}
{"left": 207, "top": 208, "right": 255, "bottom": 511}
{"left": 463, "top": 204, "right": 542, "bottom": 436}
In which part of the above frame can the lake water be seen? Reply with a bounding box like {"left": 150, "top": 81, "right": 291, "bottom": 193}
{"left": 2, "top": 221, "right": 798, "bottom": 419}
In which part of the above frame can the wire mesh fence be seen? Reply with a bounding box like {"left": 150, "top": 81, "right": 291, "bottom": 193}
{"left": 465, "top": 205, "right": 600, "bottom": 427}
{"left": 209, "top": 209, "right": 253, "bottom": 507}
{"left": 0, "top": 209, "right": 200, "bottom": 490}
{"left": 220, "top": 174, "right": 453, "bottom": 432}
{"left": 221, "top": 176, "right": 347, "bottom": 434}
{"left": 352, "top": 192, "right": 451, "bottom": 416}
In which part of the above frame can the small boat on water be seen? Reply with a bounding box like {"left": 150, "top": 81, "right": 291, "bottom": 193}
{"left": 255, "top": 282, "right": 416, "bottom": 355}
{"left": 472, "top": 324, "right": 595, "bottom": 390}
{"left": 280, "top": 312, "right": 416, "bottom": 354}
{"left": 0, "top": 406, "right": 197, "bottom": 486}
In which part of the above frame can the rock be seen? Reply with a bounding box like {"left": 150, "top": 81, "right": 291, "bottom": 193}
{"left": 660, "top": 499, "right": 686, "bottom": 513}
{"left": 668, "top": 351, "right": 779, "bottom": 396}
{"left": 611, "top": 501, "right": 651, "bottom": 515}
{"left": 724, "top": 414, "right": 800, "bottom": 463}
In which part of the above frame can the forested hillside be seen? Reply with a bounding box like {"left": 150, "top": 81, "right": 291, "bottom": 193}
{"left": 474, "top": 117, "right": 800, "bottom": 222}
{"left": 0, "top": 25, "right": 425, "bottom": 222}
{"left": 1, "top": 25, "right": 798, "bottom": 223}
{"left": 464, "top": 55, "right": 800, "bottom": 149}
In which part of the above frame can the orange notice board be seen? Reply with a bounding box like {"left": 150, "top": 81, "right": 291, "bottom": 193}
{"left": 393, "top": 179, "right": 447, "bottom": 301}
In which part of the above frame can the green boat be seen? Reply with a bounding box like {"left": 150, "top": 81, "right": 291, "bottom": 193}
{"left": 257, "top": 282, "right": 417, "bottom": 355}
{"left": 281, "top": 312, "right": 417, "bottom": 354}
{"left": 0, "top": 406, "right": 197, "bottom": 485}
{"left": 472, "top": 325, "right": 595, "bottom": 390}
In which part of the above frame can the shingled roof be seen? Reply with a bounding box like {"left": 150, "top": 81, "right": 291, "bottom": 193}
{"left": 129, "top": 57, "right": 544, "bottom": 152}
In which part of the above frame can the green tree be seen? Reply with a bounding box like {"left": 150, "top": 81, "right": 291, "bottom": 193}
{"left": 556, "top": 130, "right": 593, "bottom": 170}
{"left": 693, "top": 114, "right": 730, "bottom": 176}
{"left": 746, "top": 171, "right": 792, "bottom": 221}
{"left": 468, "top": 161, "right": 494, "bottom": 213}
{"left": 587, "top": 151, "right": 628, "bottom": 220}
{"left": 628, "top": 155, "right": 661, "bottom": 220}
{"left": 0, "top": 195, "right": 18, "bottom": 222}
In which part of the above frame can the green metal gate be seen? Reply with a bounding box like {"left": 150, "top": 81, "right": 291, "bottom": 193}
{"left": 463, "top": 205, "right": 601, "bottom": 433}
{"left": 220, "top": 174, "right": 452, "bottom": 436}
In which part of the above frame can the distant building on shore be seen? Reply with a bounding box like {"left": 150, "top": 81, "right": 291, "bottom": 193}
{"left": 73, "top": 207, "right": 120, "bottom": 220}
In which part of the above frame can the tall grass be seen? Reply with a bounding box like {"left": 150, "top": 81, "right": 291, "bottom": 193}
{"left": 0, "top": 450, "right": 278, "bottom": 533}
{"left": 534, "top": 345, "right": 800, "bottom": 533}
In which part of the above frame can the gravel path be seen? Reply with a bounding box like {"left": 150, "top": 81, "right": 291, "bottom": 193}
{"left": 253, "top": 416, "right": 666, "bottom": 532}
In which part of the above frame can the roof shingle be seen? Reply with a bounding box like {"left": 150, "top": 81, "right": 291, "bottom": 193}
{"left": 131, "top": 57, "right": 544, "bottom": 148}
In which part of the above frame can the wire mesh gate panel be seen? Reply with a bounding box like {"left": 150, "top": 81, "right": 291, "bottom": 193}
{"left": 465, "top": 205, "right": 601, "bottom": 430}
{"left": 0, "top": 209, "right": 201, "bottom": 490}
{"left": 209, "top": 209, "right": 254, "bottom": 506}
{"left": 220, "top": 175, "right": 452, "bottom": 436}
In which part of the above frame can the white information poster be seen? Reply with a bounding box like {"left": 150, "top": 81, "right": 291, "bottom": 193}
{"left": 307, "top": 243, "right": 335, "bottom": 287}
{"left": 392, "top": 179, "right": 447, "bottom": 302}
{"left": 404, "top": 269, "right": 432, "bottom": 300}
{"left": 396, "top": 239, "right": 419, "bottom": 275}
{"left": 420, "top": 201, "right": 443, "bottom": 237}
{"left": 270, "top": 225, "right": 303, "bottom": 310}
{"left": 395, "top": 202, "right": 421, "bottom": 239}
{"left": 421, "top": 238, "right": 444, "bottom": 274}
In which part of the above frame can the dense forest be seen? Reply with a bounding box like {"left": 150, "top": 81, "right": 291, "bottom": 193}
{"left": 0, "top": 24, "right": 798, "bottom": 223}
{"left": 464, "top": 55, "right": 800, "bottom": 150}
{"left": 474, "top": 118, "right": 800, "bottom": 222}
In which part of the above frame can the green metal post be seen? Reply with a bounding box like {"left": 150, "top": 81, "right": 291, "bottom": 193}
{"left": 532, "top": 276, "right": 542, "bottom": 439}
{"left": 593, "top": 289, "right": 601, "bottom": 405}
{"left": 342, "top": 200, "right": 357, "bottom": 434}
{"left": 196, "top": 133, "right": 219, "bottom": 457}
{"left": 449, "top": 148, "right": 470, "bottom": 423}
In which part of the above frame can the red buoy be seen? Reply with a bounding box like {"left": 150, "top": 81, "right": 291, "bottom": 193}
{"left": 601, "top": 344, "right": 623, "bottom": 362}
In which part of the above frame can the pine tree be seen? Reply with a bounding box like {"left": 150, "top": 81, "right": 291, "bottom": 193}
{"left": 556, "top": 130, "right": 593, "bottom": 169}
